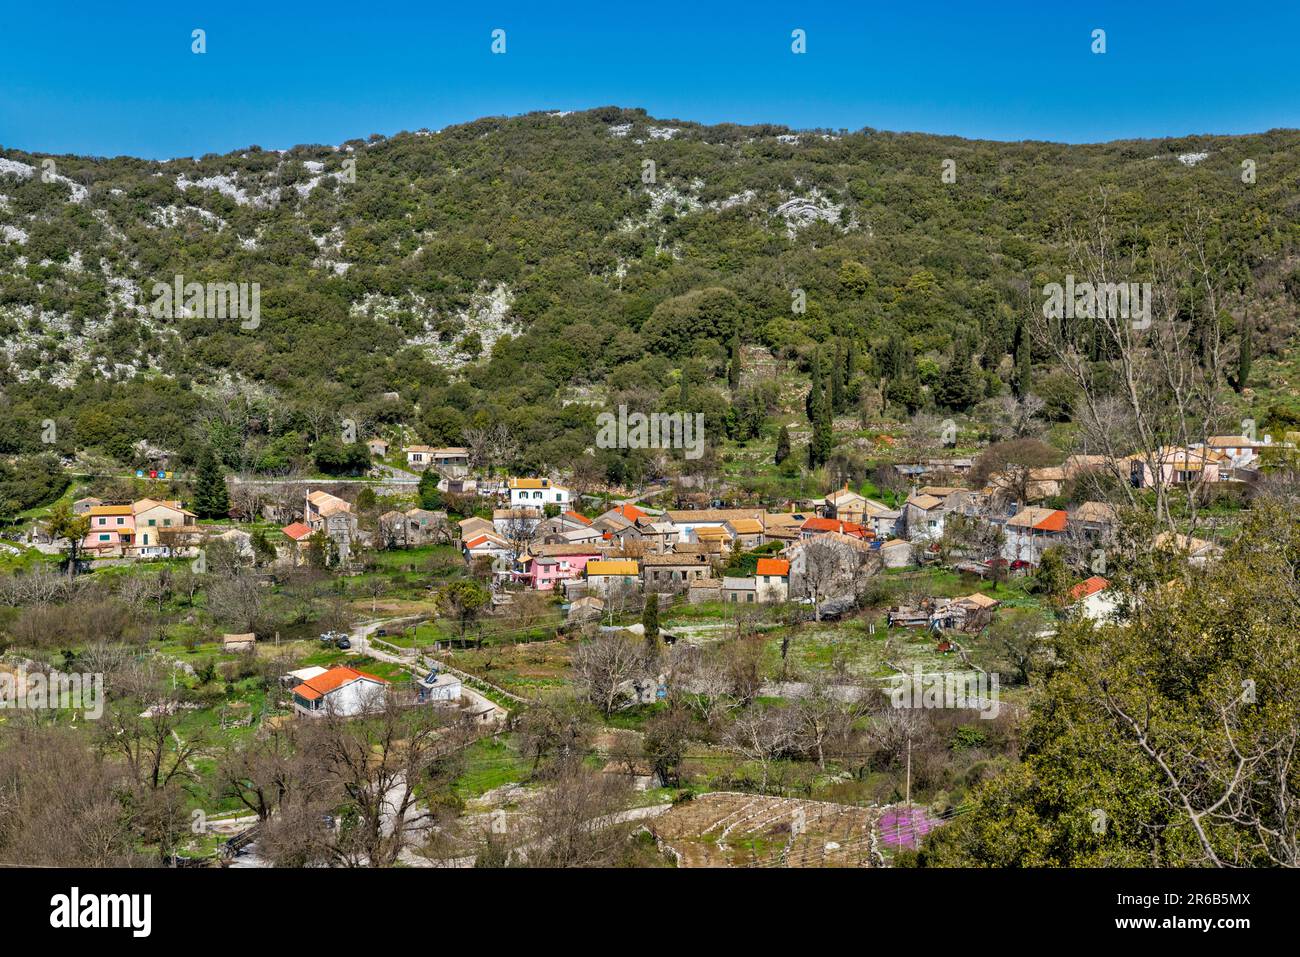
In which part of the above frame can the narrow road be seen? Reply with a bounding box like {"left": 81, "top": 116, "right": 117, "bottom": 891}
{"left": 349, "top": 619, "right": 511, "bottom": 722}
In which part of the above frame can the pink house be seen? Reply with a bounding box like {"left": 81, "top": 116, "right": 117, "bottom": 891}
{"left": 519, "top": 545, "right": 606, "bottom": 590}
{"left": 82, "top": 504, "right": 136, "bottom": 556}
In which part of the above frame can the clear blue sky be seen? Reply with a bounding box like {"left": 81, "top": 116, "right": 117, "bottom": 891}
{"left": 1, "top": 1, "right": 1295, "bottom": 159}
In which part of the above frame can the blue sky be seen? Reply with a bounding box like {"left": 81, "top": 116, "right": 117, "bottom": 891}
{"left": 1, "top": 1, "right": 1296, "bottom": 158}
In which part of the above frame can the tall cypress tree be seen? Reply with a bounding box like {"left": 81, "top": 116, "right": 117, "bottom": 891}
{"left": 807, "top": 352, "right": 834, "bottom": 469}
{"left": 728, "top": 329, "right": 742, "bottom": 391}
{"left": 805, "top": 350, "right": 823, "bottom": 420}
{"left": 642, "top": 593, "right": 660, "bottom": 656}
{"left": 1236, "top": 308, "right": 1252, "bottom": 393}
{"left": 193, "top": 447, "right": 230, "bottom": 519}
{"left": 775, "top": 425, "right": 791, "bottom": 464}
{"left": 831, "top": 339, "right": 847, "bottom": 414}
{"left": 1012, "top": 316, "right": 1032, "bottom": 398}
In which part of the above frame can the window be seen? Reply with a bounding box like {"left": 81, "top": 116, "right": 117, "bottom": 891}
{"left": 99, "top": 534, "right": 110, "bottom": 541}
{"left": 148, "top": 519, "right": 156, "bottom": 526}
{"left": 116, "top": 517, "right": 124, "bottom": 525}
{"left": 164, "top": 519, "right": 171, "bottom": 526}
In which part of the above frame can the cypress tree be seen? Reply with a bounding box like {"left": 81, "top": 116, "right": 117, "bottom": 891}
{"left": 728, "top": 329, "right": 741, "bottom": 391}
{"left": 193, "top": 447, "right": 230, "bottom": 519}
{"left": 1237, "top": 308, "right": 1252, "bottom": 393}
{"left": 775, "top": 425, "right": 791, "bottom": 464}
{"left": 805, "top": 350, "right": 823, "bottom": 420}
{"left": 642, "top": 593, "right": 660, "bottom": 656}
{"left": 1013, "top": 317, "right": 1031, "bottom": 398}
{"left": 831, "top": 339, "right": 847, "bottom": 413}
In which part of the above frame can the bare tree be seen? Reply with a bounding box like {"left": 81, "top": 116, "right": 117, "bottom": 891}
{"left": 514, "top": 761, "right": 636, "bottom": 868}
{"left": 1032, "top": 192, "right": 1234, "bottom": 538}
{"left": 724, "top": 707, "right": 796, "bottom": 792}
{"left": 572, "top": 632, "right": 646, "bottom": 718}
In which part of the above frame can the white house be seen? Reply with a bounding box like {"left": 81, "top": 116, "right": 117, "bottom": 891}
{"left": 1001, "top": 507, "right": 1069, "bottom": 566}
{"left": 507, "top": 478, "right": 571, "bottom": 509}
{"left": 291, "top": 666, "right": 389, "bottom": 717}
{"left": 754, "top": 558, "right": 790, "bottom": 603}
{"left": 417, "top": 670, "right": 462, "bottom": 703}
{"left": 1069, "top": 576, "right": 1119, "bottom": 622}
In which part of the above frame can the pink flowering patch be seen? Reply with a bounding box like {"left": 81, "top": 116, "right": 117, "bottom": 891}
{"left": 878, "top": 808, "right": 943, "bottom": 849}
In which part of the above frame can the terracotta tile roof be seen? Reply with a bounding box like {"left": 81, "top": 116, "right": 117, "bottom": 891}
{"left": 1069, "top": 576, "right": 1111, "bottom": 601}
{"left": 1007, "top": 507, "right": 1068, "bottom": 532}
{"left": 755, "top": 558, "right": 790, "bottom": 576}
{"left": 564, "top": 510, "right": 593, "bottom": 525}
{"left": 292, "top": 666, "right": 388, "bottom": 702}
{"left": 614, "top": 503, "right": 647, "bottom": 523}
{"left": 281, "top": 522, "right": 312, "bottom": 541}
{"left": 801, "top": 516, "right": 869, "bottom": 537}
{"left": 1072, "top": 501, "right": 1118, "bottom": 524}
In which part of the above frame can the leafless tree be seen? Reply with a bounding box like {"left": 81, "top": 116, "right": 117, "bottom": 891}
{"left": 463, "top": 423, "right": 519, "bottom": 475}
{"left": 789, "top": 677, "right": 867, "bottom": 769}
{"left": 206, "top": 571, "right": 269, "bottom": 636}
{"left": 515, "top": 761, "right": 637, "bottom": 867}
{"left": 572, "top": 632, "right": 646, "bottom": 718}
{"left": 1032, "top": 192, "right": 1234, "bottom": 537}
{"left": 724, "top": 707, "right": 796, "bottom": 792}
{"left": 0, "top": 726, "right": 144, "bottom": 867}
{"left": 262, "top": 697, "right": 472, "bottom": 867}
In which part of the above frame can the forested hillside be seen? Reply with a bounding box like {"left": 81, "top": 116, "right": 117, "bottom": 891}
{"left": 2, "top": 106, "right": 1300, "bottom": 489}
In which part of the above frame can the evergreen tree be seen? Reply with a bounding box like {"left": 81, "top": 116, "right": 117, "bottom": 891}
{"left": 807, "top": 353, "right": 835, "bottom": 469}
{"left": 418, "top": 468, "right": 443, "bottom": 510}
{"left": 775, "top": 425, "right": 791, "bottom": 464}
{"left": 805, "top": 350, "right": 823, "bottom": 420}
{"left": 831, "top": 339, "right": 847, "bottom": 413}
{"left": 1236, "top": 308, "right": 1252, "bottom": 393}
{"left": 678, "top": 365, "right": 690, "bottom": 407}
{"left": 642, "top": 593, "right": 660, "bottom": 656}
{"left": 193, "top": 447, "right": 230, "bottom": 519}
{"left": 937, "top": 338, "right": 981, "bottom": 412}
{"left": 811, "top": 404, "right": 834, "bottom": 469}
{"left": 1012, "top": 316, "right": 1032, "bottom": 398}
{"left": 728, "top": 329, "right": 741, "bottom": 391}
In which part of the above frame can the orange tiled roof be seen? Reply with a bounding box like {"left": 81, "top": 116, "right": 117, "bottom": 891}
{"left": 755, "top": 558, "right": 790, "bottom": 577}
{"left": 1069, "top": 576, "right": 1110, "bottom": 601}
{"left": 292, "top": 666, "right": 388, "bottom": 701}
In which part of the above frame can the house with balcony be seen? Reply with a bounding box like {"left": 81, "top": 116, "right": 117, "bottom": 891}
{"left": 291, "top": 666, "right": 389, "bottom": 717}
{"left": 507, "top": 477, "right": 571, "bottom": 509}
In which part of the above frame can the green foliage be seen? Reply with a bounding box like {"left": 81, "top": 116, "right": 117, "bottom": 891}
{"left": 417, "top": 469, "right": 444, "bottom": 511}
{"left": 192, "top": 447, "right": 230, "bottom": 519}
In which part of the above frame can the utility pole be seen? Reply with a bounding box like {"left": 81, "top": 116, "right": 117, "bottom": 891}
{"left": 905, "top": 736, "right": 912, "bottom": 807}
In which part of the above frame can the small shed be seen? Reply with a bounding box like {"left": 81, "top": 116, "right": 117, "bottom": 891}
{"left": 222, "top": 632, "right": 256, "bottom": 653}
